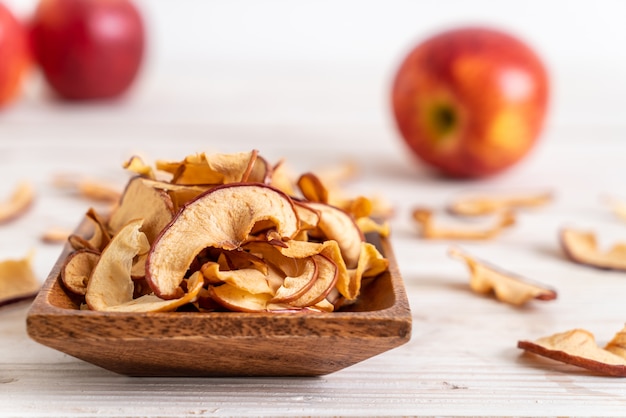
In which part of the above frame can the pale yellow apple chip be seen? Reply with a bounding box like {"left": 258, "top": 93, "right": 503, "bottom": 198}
{"left": 0, "top": 181, "right": 35, "bottom": 225}
{"left": 108, "top": 176, "right": 175, "bottom": 243}
{"left": 413, "top": 207, "right": 515, "bottom": 240}
{"left": 560, "top": 228, "right": 626, "bottom": 271}
{"left": 0, "top": 252, "right": 39, "bottom": 307}
{"left": 449, "top": 247, "right": 556, "bottom": 305}
{"left": 518, "top": 326, "right": 626, "bottom": 377}
{"left": 85, "top": 219, "right": 150, "bottom": 311}
{"left": 448, "top": 190, "right": 552, "bottom": 216}
{"left": 200, "top": 261, "right": 273, "bottom": 295}
{"left": 347, "top": 242, "right": 389, "bottom": 301}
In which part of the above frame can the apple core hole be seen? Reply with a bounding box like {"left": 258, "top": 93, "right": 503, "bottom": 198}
{"left": 433, "top": 105, "right": 457, "bottom": 136}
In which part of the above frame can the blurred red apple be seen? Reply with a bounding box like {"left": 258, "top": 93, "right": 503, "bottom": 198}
{"left": 391, "top": 27, "right": 549, "bottom": 178}
{"left": 31, "top": 0, "right": 145, "bottom": 100}
{"left": 0, "top": 3, "right": 30, "bottom": 107}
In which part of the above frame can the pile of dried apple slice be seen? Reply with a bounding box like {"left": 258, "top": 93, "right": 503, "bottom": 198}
{"left": 59, "top": 150, "right": 389, "bottom": 313}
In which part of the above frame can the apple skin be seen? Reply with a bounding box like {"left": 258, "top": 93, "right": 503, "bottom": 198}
{"left": 0, "top": 3, "right": 30, "bottom": 107}
{"left": 391, "top": 27, "right": 549, "bottom": 178}
{"left": 30, "top": 0, "right": 145, "bottom": 100}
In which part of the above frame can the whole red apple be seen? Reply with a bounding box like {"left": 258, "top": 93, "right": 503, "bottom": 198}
{"left": 31, "top": 0, "right": 145, "bottom": 100}
{"left": 391, "top": 27, "right": 549, "bottom": 178}
{"left": 0, "top": 3, "right": 30, "bottom": 107}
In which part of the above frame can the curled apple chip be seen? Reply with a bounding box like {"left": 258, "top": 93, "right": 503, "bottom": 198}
{"left": 123, "top": 155, "right": 155, "bottom": 179}
{"left": 146, "top": 183, "right": 300, "bottom": 299}
{"left": 449, "top": 247, "right": 556, "bottom": 305}
{"left": 413, "top": 208, "right": 515, "bottom": 240}
{"left": 518, "top": 327, "right": 626, "bottom": 377}
{"left": 108, "top": 176, "right": 175, "bottom": 243}
{"left": 0, "top": 252, "right": 39, "bottom": 307}
{"left": 61, "top": 249, "right": 100, "bottom": 296}
{"left": 85, "top": 219, "right": 150, "bottom": 311}
{"left": 0, "top": 181, "right": 35, "bottom": 225}
{"left": 448, "top": 190, "right": 552, "bottom": 216}
{"left": 560, "top": 228, "right": 626, "bottom": 271}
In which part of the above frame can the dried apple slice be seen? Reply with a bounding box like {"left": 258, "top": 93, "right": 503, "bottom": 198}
{"left": 0, "top": 252, "right": 39, "bottom": 307}
{"left": 270, "top": 256, "right": 318, "bottom": 303}
{"left": 158, "top": 150, "right": 263, "bottom": 185}
{"left": 61, "top": 249, "right": 100, "bottom": 295}
{"left": 122, "top": 155, "right": 155, "bottom": 179}
{"left": 449, "top": 247, "right": 556, "bottom": 305}
{"left": 41, "top": 227, "right": 72, "bottom": 244}
{"left": 413, "top": 207, "right": 515, "bottom": 240}
{"left": 289, "top": 254, "right": 338, "bottom": 308}
{"left": 307, "top": 202, "right": 364, "bottom": 268}
{"left": 108, "top": 176, "right": 175, "bottom": 243}
{"left": 518, "top": 328, "right": 626, "bottom": 377}
{"left": 297, "top": 172, "right": 328, "bottom": 203}
{"left": 448, "top": 190, "right": 552, "bottom": 216}
{"left": 200, "top": 261, "right": 273, "bottom": 295}
{"left": 140, "top": 178, "right": 209, "bottom": 211}
{"left": 146, "top": 183, "right": 300, "bottom": 299}
{"left": 85, "top": 219, "right": 150, "bottom": 311}
{"left": 209, "top": 283, "right": 274, "bottom": 312}
{"left": 347, "top": 242, "right": 389, "bottom": 300}
{"left": 0, "top": 181, "right": 35, "bottom": 224}
{"left": 104, "top": 272, "right": 204, "bottom": 313}
{"left": 560, "top": 228, "right": 626, "bottom": 271}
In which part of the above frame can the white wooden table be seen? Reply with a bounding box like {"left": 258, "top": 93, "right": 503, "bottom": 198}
{"left": 3, "top": 9, "right": 626, "bottom": 412}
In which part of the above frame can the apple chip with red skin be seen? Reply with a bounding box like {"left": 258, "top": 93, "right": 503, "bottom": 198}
{"left": 519, "top": 326, "right": 626, "bottom": 377}
{"left": 449, "top": 247, "right": 556, "bottom": 306}
{"left": 146, "top": 183, "right": 300, "bottom": 299}
{"left": 560, "top": 228, "right": 626, "bottom": 271}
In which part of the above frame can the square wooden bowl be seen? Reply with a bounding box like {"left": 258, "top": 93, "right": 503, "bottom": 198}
{"left": 26, "top": 222, "right": 412, "bottom": 377}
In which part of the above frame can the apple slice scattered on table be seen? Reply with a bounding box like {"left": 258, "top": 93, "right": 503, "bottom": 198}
{"left": 447, "top": 190, "right": 553, "bottom": 216}
{"left": 0, "top": 181, "right": 35, "bottom": 225}
{"left": 0, "top": 253, "right": 40, "bottom": 307}
{"left": 449, "top": 247, "right": 556, "bottom": 305}
{"left": 413, "top": 207, "right": 515, "bottom": 240}
{"left": 560, "top": 228, "right": 626, "bottom": 271}
{"left": 518, "top": 326, "right": 626, "bottom": 377}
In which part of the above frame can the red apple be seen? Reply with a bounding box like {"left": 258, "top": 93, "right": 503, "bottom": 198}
{"left": 391, "top": 27, "right": 549, "bottom": 178}
{"left": 0, "top": 3, "right": 30, "bottom": 107}
{"left": 30, "top": 0, "right": 145, "bottom": 100}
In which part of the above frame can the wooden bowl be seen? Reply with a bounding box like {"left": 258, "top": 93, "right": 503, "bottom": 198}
{"left": 26, "top": 222, "right": 412, "bottom": 377}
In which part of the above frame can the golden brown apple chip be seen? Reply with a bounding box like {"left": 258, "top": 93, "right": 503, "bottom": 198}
{"left": 297, "top": 172, "right": 329, "bottom": 203}
{"left": 449, "top": 247, "right": 557, "bottom": 305}
{"left": 0, "top": 252, "right": 39, "bottom": 307}
{"left": 0, "top": 181, "right": 35, "bottom": 225}
{"left": 448, "top": 190, "right": 552, "bottom": 216}
{"left": 560, "top": 228, "right": 626, "bottom": 271}
{"left": 413, "top": 208, "right": 515, "bottom": 240}
{"left": 122, "top": 155, "right": 156, "bottom": 179}
{"left": 157, "top": 150, "right": 264, "bottom": 185}
{"left": 518, "top": 327, "right": 626, "bottom": 377}
{"left": 61, "top": 249, "right": 100, "bottom": 296}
